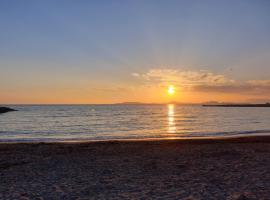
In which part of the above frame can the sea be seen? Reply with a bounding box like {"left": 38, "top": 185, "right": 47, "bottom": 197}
{"left": 0, "top": 104, "right": 270, "bottom": 142}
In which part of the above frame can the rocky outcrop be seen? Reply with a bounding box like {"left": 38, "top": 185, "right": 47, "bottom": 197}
{"left": 0, "top": 107, "right": 17, "bottom": 114}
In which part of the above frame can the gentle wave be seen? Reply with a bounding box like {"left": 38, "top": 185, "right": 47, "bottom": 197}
{"left": 0, "top": 105, "right": 270, "bottom": 142}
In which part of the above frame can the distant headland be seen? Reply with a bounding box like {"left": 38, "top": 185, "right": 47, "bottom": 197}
{"left": 202, "top": 103, "right": 270, "bottom": 107}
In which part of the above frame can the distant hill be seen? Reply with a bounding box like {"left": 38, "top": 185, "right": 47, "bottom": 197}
{"left": 116, "top": 102, "right": 198, "bottom": 105}
{"left": 115, "top": 102, "right": 145, "bottom": 105}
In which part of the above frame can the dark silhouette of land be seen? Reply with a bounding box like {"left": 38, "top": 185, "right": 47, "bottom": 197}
{"left": 0, "top": 107, "right": 17, "bottom": 114}
{"left": 203, "top": 103, "right": 270, "bottom": 107}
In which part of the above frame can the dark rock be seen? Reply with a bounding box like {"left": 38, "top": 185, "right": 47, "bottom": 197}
{"left": 0, "top": 107, "right": 17, "bottom": 114}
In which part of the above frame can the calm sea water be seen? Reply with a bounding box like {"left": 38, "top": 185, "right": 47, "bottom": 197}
{"left": 0, "top": 105, "right": 270, "bottom": 142}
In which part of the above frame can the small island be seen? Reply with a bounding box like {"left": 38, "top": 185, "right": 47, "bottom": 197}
{"left": 0, "top": 107, "right": 17, "bottom": 114}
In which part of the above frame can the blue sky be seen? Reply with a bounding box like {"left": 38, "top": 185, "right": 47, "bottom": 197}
{"left": 1, "top": 0, "right": 270, "bottom": 103}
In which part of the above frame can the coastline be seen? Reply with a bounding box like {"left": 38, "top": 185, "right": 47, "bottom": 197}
{"left": 1, "top": 133, "right": 270, "bottom": 144}
{"left": 1, "top": 135, "right": 270, "bottom": 199}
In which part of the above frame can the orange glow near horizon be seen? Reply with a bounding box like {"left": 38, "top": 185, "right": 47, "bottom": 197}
{"left": 1, "top": 74, "right": 269, "bottom": 104}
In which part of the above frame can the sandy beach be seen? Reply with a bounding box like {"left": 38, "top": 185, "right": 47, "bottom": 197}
{"left": 1, "top": 136, "right": 270, "bottom": 199}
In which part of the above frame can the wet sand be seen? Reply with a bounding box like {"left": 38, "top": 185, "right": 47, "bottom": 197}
{"left": 1, "top": 136, "right": 270, "bottom": 199}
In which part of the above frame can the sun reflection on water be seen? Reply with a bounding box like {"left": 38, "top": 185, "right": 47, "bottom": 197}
{"left": 167, "top": 104, "right": 176, "bottom": 133}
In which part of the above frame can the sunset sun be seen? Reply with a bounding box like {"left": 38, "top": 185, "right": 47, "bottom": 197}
{"left": 168, "top": 85, "right": 175, "bottom": 95}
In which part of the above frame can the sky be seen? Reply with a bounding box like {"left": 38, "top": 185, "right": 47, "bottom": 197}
{"left": 1, "top": 0, "right": 270, "bottom": 104}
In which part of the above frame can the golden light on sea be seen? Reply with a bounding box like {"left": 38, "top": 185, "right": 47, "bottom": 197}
{"left": 167, "top": 104, "right": 176, "bottom": 133}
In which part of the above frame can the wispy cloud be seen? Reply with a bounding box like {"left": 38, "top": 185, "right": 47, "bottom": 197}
{"left": 132, "top": 68, "right": 233, "bottom": 87}
{"left": 132, "top": 68, "right": 270, "bottom": 95}
{"left": 195, "top": 81, "right": 270, "bottom": 94}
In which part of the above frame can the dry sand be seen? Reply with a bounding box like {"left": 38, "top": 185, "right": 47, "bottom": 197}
{"left": 1, "top": 136, "right": 270, "bottom": 199}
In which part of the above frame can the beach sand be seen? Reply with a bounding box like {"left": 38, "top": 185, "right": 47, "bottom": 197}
{"left": 1, "top": 136, "right": 270, "bottom": 199}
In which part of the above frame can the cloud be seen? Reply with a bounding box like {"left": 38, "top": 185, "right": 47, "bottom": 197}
{"left": 131, "top": 73, "right": 140, "bottom": 77}
{"left": 247, "top": 80, "right": 270, "bottom": 86}
{"left": 195, "top": 82, "right": 270, "bottom": 94}
{"left": 133, "top": 68, "right": 234, "bottom": 87}
{"left": 132, "top": 68, "right": 270, "bottom": 95}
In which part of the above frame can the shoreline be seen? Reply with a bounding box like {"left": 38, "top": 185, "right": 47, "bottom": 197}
{"left": 1, "top": 134, "right": 270, "bottom": 145}
{"left": 1, "top": 135, "right": 270, "bottom": 199}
